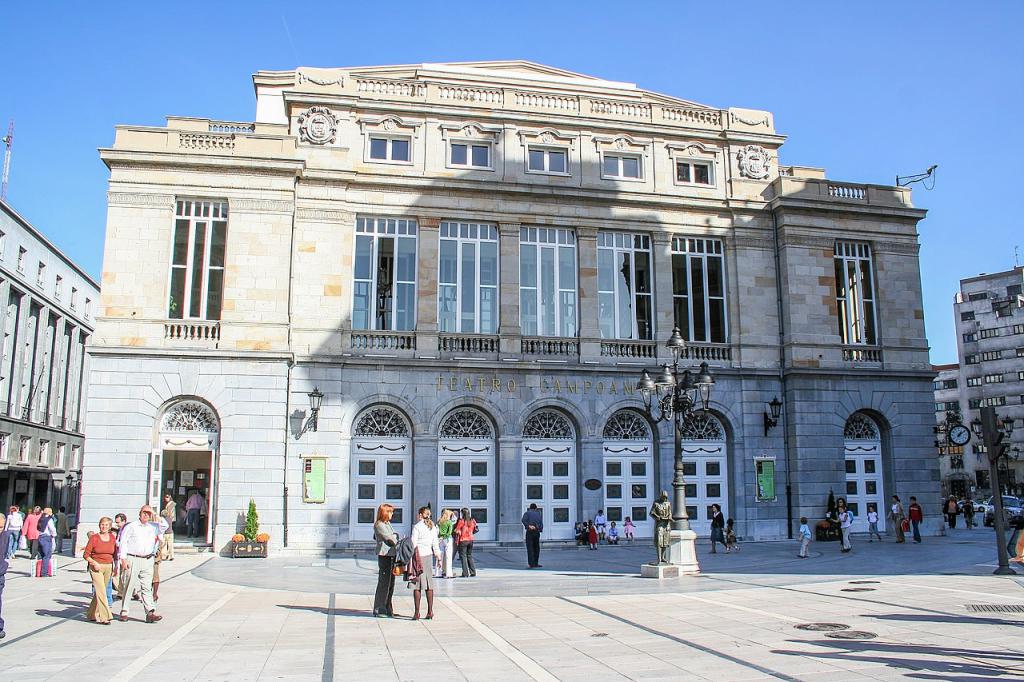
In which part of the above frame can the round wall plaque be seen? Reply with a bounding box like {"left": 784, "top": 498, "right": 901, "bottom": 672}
{"left": 584, "top": 478, "right": 602, "bottom": 491}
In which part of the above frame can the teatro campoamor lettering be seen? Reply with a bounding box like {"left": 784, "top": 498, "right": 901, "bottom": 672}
{"left": 435, "top": 374, "right": 638, "bottom": 396}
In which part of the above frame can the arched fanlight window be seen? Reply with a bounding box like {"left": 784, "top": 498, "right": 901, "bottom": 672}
{"left": 523, "top": 410, "right": 575, "bottom": 439}
{"left": 603, "top": 410, "right": 652, "bottom": 440}
{"left": 439, "top": 408, "right": 493, "bottom": 439}
{"left": 354, "top": 406, "right": 410, "bottom": 438}
{"left": 844, "top": 413, "right": 880, "bottom": 440}
{"left": 161, "top": 401, "right": 219, "bottom": 432}
{"left": 679, "top": 412, "right": 725, "bottom": 440}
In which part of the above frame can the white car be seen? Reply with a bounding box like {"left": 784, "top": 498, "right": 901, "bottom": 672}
{"left": 984, "top": 496, "right": 1024, "bottom": 527}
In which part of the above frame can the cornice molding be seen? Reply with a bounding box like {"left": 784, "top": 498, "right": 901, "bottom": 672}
{"left": 781, "top": 235, "right": 835, "bottom": 249}
{"left": 872, "top": 241, "right": 921, "bottom": 255}
{"left": 107, "top": 192, "right": 174, "bottom": 208}
{"left": 230, "top": 198, "right": 294, "bottom": 214}
{"left": 295, "top": 207, "right": 353, "bottom": 223}
{"left": 731, "top": 236, "right": 775, "bottom": 250}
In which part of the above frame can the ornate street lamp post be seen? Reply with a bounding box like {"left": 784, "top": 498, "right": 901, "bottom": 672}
{"left": 637, "top": 326, "right": 714, "bottom": 572}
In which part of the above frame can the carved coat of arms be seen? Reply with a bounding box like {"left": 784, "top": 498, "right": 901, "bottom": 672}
{"left": 737, "top": 144, "right": 771, "bottom": 180}
{"left": 298, "top": 106, "right": 338, "bottom": 145}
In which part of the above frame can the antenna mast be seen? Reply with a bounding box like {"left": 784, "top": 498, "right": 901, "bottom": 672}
{"left": 1, "top": 121, "right": 12, "bottom": 201}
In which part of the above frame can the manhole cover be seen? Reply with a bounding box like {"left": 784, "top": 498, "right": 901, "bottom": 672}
{"left": 966, "top": 604, "right": 1024, "bottom": 613}
{"left": 841, "top": 587, "right": 876, "bottom": 592}
{"left": 591, "top": 633, "right": 609, "bottom": 638}
{"left": 825, "top": 630, "right": 877, "bottom": 640}
{"left": 794, "top": 623, "right": 850, "bottom": 631}
{"left": 848, "top": 580, "right": 879, "bottom": 584}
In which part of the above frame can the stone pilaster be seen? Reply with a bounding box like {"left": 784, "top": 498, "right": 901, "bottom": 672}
{"left": 416, "top": 217, "right": 440, "bottom": 357}
{"left": 497, "top": 435, "right": 523, "bottom": 541}
{"left": 498, "top": 222, "right": 521, "bottom": 357}
{"left": 652, "top": 232, "right": 674, "bottom": 363}
{"left": 577, "top": 227, "right": 601, "bottom": 362}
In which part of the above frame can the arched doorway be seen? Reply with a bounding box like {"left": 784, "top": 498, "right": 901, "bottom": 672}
{"left": 155, "top": 400, "right": 220, "bottom": 546}
{"left": 678, "top": 412, "right": 727, "bottom": 537}
{"left": 602, "top": 410, "right": 654, "bottom": 538}
{"left": 844, "top": 412, "right": 884, "bottom": 533}
{"left": 438, "top": 408, "right": 496, "bottom": 541}
{"left": 521, "top": 409, "right": 577, "bottom": 540}
{"left": 350, "top": 406, "right": 412, "bottom": 541}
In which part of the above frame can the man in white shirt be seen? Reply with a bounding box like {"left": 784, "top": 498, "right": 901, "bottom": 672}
{"left": 117, "top": 505, "right": 168, "bottom": 623}
{"left": 594, "top": 509, "right": 608, "bottom": 543}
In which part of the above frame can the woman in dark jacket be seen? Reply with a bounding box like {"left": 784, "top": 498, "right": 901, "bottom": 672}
{"left": 709, "top": 504, "right": 725, "bottom": 554}
{"left": 453, "top": 508, "right": 478, "bottom": 577}
{"left": 372, "top": 504, "right": 400, "bottom": 618}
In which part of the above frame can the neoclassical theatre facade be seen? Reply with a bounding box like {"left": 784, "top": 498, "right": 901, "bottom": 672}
{"left": 80, "top": 61, "right": 939, "bottom": 551}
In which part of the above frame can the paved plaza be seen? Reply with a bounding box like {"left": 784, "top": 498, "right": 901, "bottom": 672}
{"left": 1, "top": 531, "right": 1023, "bottom": 681}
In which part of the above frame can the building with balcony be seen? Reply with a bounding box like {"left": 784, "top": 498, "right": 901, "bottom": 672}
{"left": 79, "top": 61, "right": 938, "bottom": 551}
{"left": 0, "top": 200, "right": 96, "bottom": 514}
{"left": 952, "top": 267, "right": 1024, "bottom": 496}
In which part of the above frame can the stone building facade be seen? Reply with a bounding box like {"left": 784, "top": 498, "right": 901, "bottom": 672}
{"left": 949, "top": 267, "right": 1024, "bottom": 495}
{"left": 80, "top": 61, "right": 938, "bottom": 551}
{"left": 932, "top": 362, "right": 974, "bottom": 497}
{"left": 0, "top": 200, "right": 96, "bottom": 515}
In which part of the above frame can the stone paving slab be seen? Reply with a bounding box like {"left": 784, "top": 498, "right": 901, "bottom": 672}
{"left": 0, "top": 534, "right": 1022, "bottom": 680}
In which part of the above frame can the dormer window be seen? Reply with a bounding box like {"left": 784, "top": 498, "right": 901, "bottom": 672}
{"left": 368, "top": 136, "right": 410, "bottom": 162}
{"left": 441, "top": 122, "right": 500, "bottom": 172}
{"left": 668, "top": 142, "right": 720, "bottom": 189}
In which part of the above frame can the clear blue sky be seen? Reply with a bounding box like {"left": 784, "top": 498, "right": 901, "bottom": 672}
{"left": 2, "top": 1, "right": 1021, "bottom": 363}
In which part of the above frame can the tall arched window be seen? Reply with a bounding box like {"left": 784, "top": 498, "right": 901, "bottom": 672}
{"left": 602, "top": 409, "right": 654, "bottom": 537}
{"left": 679, "top": 411, "right": 727, "bottom": 536}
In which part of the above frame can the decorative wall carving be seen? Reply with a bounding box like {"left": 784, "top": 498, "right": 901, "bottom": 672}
{"left": 295, "top": 207, "right": 354, "bottom": 223}
{"left": 107, "top": 192, "right": 174, "bottom": 208}
{"left": 230, "top": 198, "right": 294, "bottom": 214}
{"left": 603, "top": 410, "right": 651, "bottom": 440}
{"left": 161, "top": 401, "right": 219, "bottom": 433}
{"left": 523, "top": 411, "right": 575, "bottom": 439}
{"left": 844, "top": 413, "right": 880, "bottom": 440}
{"left": 298, "top": 106, "right": 338, "bottom": 145}
{"left": 872, "top": 241, "right": 921, "bottom": 255}
{"left": 737, "top": 144, "right": 772, "bottom": 180}
{"left": 730, "top": 112, "right": 771, "bottom": 127}
{"left": 680, "top": 413, "right": 725, "bottom": 441}
{"left": 439, "top": 409, "right": 493, "bottom": 439}
{"left": 354, "top": 407, "right": 410, "bottom": 438}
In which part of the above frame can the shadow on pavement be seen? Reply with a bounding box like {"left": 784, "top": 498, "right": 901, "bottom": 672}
{"left": 867, "top": 612, "right": 1024, "bottom": 628}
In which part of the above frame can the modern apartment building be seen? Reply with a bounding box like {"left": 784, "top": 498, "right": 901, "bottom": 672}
{"left": 0, "top": 200, "right": 97, "bottom": 514}
{"left": 79, "top": 61, "right": 938, "bottom": 551}
{"left": 951, "top": 267, "right": 1024, "bottom": 495}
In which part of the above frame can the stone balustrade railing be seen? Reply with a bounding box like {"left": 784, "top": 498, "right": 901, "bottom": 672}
{"left": 842, "top": 346, "right": 883, "bottom": 363}
{"left": 439, "top": 334, "right": 499, "bottom": 354}
{"left": 351, "top": 331, "right": 416, "bottom": 351}
{"left": 355, "top": 78, "right": 425, "bottom": 98}
{"left": 600, "top": 340, "right": 657, "bottom": 359}
{"left": 164, "top": 320, "right": 221, "bottom": 342}
{"left": 178, "top": 132, "right": 235, "bottom": 151}
{"left": 438, "top": 85, "right": 502, "bottom": 104}
{"left": 827, "top": 183, "right": 867, "bottom": 200}
{"left": 679, "top": 343, "right": 732, "bottom": 363}
{"left": 521, "top": 337, "right": 579, "bottom": 357}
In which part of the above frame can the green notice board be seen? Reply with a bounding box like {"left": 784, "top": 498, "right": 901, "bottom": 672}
{"left": 755, "top": 459, "right": 776, "bottom": 502}
{"left": 303, "top": 457, "right": 327, "bottom": 503}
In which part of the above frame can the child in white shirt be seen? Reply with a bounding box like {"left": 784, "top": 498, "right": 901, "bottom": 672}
{"left": 867, "top": 505, "right": 883, "bottom": 542}
{"left": 798, "top": 516, "right": 812, "bottom": 558}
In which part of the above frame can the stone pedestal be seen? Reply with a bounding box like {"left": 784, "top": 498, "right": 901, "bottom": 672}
{"left": 641, "top": 563, "right": 680, "bottom": 579}
{"left": 668, "top": 529, "right": 701, "bottom": 575}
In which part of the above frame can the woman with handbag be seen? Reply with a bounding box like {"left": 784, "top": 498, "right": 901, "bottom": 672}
{"left": 83, "top": 517, "right": 116, "bottom": 624}
{"left": 372, "top": 504, "right": 400, "bottom": 618}
{"left": 889, "top": 495, "right": 906, "bottom": 543}
{"left": 454, "top": 507, "right": 478, "bottom": 577}
{"left": 410, "top": 506, "right": 441, "bottom": 620}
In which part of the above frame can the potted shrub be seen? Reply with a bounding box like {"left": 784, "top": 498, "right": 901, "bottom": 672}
{"left": 232, "top": 499, "right": 269, "bottom": 558}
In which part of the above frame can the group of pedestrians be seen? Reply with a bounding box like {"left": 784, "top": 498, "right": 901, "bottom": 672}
{"left": 372, "top": 505, "right": 479, "bottom": 620}
{"left": 81, "top": 504, "right": 172, "bottom": 625}
{"left": 2, "top": 505, "right": 63, "bottom": 575}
